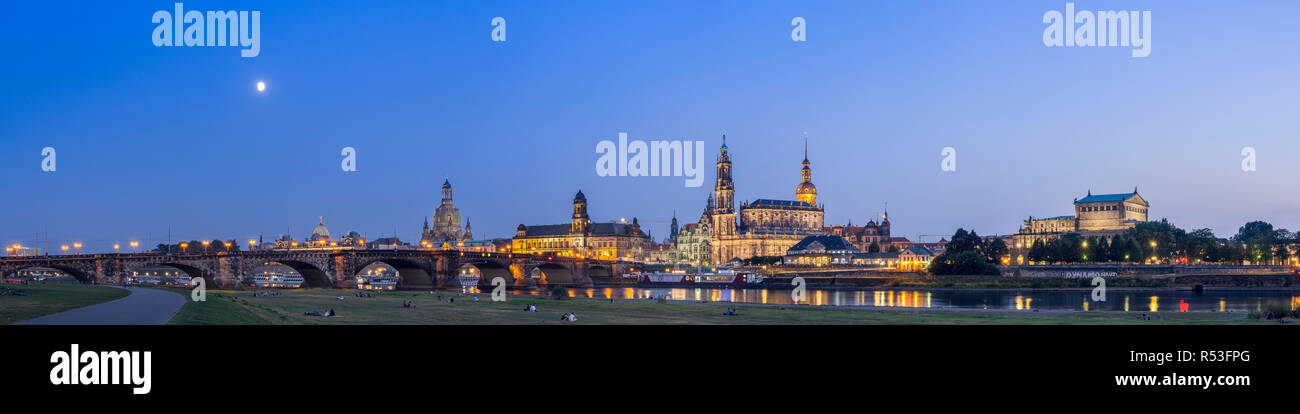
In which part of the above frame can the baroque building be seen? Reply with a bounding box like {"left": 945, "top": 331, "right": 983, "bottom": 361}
{"left": 709, "top": 134, "right": 825, "bottom": 263}
{"left": 1013, "top": 189, "right": 1150, "bottom": 250}
{"left": 512, "top": 189, "right": 652, "bottom": 260}
{"left": 422, "top": 178, "right": 471, "bottom": 244}
{"left": 825, "top": 210, "right": 898, "bottom": 252}
{"left": 672, "top": 195, "right": 714, "bottom": 265}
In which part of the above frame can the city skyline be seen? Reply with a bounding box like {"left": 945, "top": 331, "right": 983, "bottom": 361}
{"left": 5, "top": 1, "right": 1300, "bottom": 253}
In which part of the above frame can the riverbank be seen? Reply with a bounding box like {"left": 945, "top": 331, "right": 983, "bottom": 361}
{"left": 0, "top": 282, "right": 131, "bottom": 324}
{"left": 758, "top": 273, "right": 1300, "bottom": 289}
{"left": 158, "top": 288, "right": 1282, "bottom": 325}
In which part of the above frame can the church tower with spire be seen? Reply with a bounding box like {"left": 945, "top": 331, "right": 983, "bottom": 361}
{"left": 711, "top": 132, "right": 737, "bottom": 238}
{"left": 795, "top": 132, "right": 818, "bottom": 205}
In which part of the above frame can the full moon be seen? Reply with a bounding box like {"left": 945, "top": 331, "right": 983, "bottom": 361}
{"left": 256, "top": 81, "right": 266, "bottom": 92}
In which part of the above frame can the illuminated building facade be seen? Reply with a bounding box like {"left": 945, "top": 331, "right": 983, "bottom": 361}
{"left": 674, "top": 197, "right": 714, "bottom": 265}
{"left": 422, "top": 178, "right": 471, "bottom": 244}
{"left": 825, "top": 210, "right": 897, "bottom": 252}
{"left": 512, "top": 189, "right": 652, "bottom": 260}
{"left": 1014, "top": 189, "right": 1149, "bottom": 248}
{"left": 708, "top": 134, "right": 825, "bottom": 263}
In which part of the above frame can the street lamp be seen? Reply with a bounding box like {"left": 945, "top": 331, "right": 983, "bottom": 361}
{"left": 130, "top": 241, "right": 139, "bottom": 253}
{"left": 61, "top": 245, "right": 69, "bottom": 255}
{"left": 180, "top": 242, "right": 189, "bottom": 254}
{"left": 224, "top": 241, "right": 232, "bottom": 251}
{"left": 113, "top": 244, "right": 120, "bottom": 253}
{"left": 202, "top": 240, "right": 210, "bottom": 253}
{"left": 73, "top": 242, "right": 82, "bottom": 255}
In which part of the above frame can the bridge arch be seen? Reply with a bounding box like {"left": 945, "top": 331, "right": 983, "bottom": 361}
{"left": 457, "top": 261, "right": 514, "bottom": 288}
{"left": 529, "top": 263, "right": 575, "bottom": 285}
{"left": 269, "top": 260, "right": 334, "bottom": 288}
{"left": 588, "top": 264, "right": 614, "bottom": 281}
{"left": 3, "top": 265, "right": 94, "bottom": 283}
{"left": 129, "top": 262, "right": 214, "bottom": 288}
{"left": 355, "top": 259, "right": 434, "bottom": 289}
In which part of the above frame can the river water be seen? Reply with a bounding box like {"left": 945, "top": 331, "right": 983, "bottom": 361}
{"left": 481, "top": 286, "right": 1300, "bottom": 312}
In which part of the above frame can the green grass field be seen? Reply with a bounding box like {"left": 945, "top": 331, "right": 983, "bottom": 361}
{"left": 0, "top": 282, "right": 131, "bottom": 324}
{"left": 160, "top": 288, "right": 1281, "bottom": 325}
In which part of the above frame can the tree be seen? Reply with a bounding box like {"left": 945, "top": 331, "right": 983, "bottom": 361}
{"left": 928, "top": 250, "right": 999, "bottom": 276}
{"left": 1234, "top": 221, "right": 1276, "bottom": 263}
{"left": 1184, "top": 228, "right": 1217, "bottom": 263}
{"left": 929, "top": 229, "right": 999, "bottom": 275}
{"left": 985, "top": 238, "right": 1008, "bottom": 263}
{"left": 946, "top": 229, "right": 983, "bottom": 255}
{"left": 868, "top": 241, "right": 880, "bottom": 253}
{"left": 1090, "top": 237, "right": 1109, "bottom": 263}
{"left": 1028, "top": 239, "right": 1048, "bottom": 262}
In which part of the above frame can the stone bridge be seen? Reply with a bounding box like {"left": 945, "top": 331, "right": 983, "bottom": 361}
{"left": 0, "top": 249, "right": 638, "bottom": 290}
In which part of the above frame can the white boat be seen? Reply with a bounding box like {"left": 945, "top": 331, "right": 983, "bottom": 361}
{"left": 253, "top": 272, "right": 304, "bottom": 288}
{"left": 357, "top": 275, "right": 397, "bottom": 290}
{"left": 632, "top": 268, "right": 765, "bottom": 286}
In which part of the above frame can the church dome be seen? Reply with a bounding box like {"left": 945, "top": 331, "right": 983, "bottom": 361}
{"left": 795, "top": 182, "right": 817, "bottom": 196}
{"left": 574, "top": 188, "right": 586, "bottom": 202}
{"left": 311, "top": 217, "right": 330, "bottom": 240}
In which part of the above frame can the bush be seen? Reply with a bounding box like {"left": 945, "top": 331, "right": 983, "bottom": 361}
{"left": 1248, "top": 302, "right": 1298, "bottom": 319}
{"left": 550, "top": 285, "right": 569, "bottom": 299}
{"left": 928, "top": 251, "right": 1000, "bottom": 276}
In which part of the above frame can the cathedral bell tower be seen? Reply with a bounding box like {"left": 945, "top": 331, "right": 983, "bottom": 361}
{"left": 712, "top": 132, "right": 737, "bottom": 237}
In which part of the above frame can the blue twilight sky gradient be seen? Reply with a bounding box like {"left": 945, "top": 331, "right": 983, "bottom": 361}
{"left": 3, "top": 0, "right": 1299, "bottom": 253}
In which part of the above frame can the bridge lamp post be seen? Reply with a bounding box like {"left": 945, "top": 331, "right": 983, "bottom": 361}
{"left": 73, "top": 243, "right": 82, "bottom": 255}
{"left": 248, "top": 239, "right": 256, "bottom": 251}
{"left": 113, "top": 244, "right": 120, "bottom": 254}
{"left": 201, "top": 240, "right": 210, "bottom": 253}
{"left": 180, "top": 242, "right": 188, "bottom": 254}
{"left": 61, "top": 245, "right": 69, "bottom": 255}
{"left": 130, "top": 241, "right": 139, "bottom": 253}
{"left": 224, "top": 242, "right": 232, "bottom": 252}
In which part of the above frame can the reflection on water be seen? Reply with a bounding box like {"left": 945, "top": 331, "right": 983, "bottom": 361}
{"left": 471, "top": 286, "right": 1300, "bottom": 312}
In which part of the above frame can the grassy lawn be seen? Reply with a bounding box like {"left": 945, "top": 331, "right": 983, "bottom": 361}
{"left": 158, "top": 288, "right": 1281, "bottom": 325}
{"left": 0, "top": 282, "right": 131, "bottom": 324}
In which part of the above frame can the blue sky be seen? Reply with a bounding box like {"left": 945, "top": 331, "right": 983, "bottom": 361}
{"left": 3, "top": 0, "right": 1299, "bottom": 252}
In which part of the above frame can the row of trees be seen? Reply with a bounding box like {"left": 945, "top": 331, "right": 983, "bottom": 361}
{"left": 154, "top": 240, "right": 243, "bottom": 254}
{"left": 1026, "top": 220, "right": 1295, "bottom": 265}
